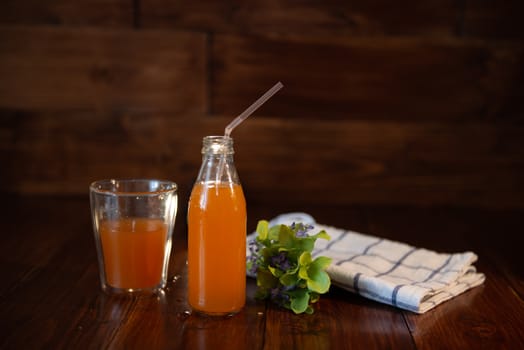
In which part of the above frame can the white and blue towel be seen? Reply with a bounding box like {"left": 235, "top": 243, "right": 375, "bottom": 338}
{"left": 246, "top": 213, "right": 485, "bottom": 314}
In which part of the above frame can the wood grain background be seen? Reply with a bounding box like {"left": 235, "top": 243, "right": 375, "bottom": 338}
{"left": 1, "top": 0, "right": 523, "bottom": 211}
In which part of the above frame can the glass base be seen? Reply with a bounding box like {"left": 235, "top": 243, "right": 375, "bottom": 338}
{"left": 189, "top": 303, "right": 244, "bottom": 317}
{"left": 101, "top": 282, "right": 166, "bottom": 295}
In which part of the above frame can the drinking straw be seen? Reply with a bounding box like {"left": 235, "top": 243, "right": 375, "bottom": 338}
{"left": 216, "top": 82, "right": 283, "bottom": 185}
{"left": 224, "top": 81, "right": 283, "bottom": 137}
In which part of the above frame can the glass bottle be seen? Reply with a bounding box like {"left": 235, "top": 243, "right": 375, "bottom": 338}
{"left": 187, "top": 135, "right": 246, "bottom": 315}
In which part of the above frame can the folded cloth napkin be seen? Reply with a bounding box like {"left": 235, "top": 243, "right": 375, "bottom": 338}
{"left": 246, "top": 213, "right": 485, "bottom": 314}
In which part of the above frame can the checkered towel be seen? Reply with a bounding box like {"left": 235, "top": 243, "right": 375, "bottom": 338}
{"left": 246, "top": 213, "right": 485, "bottom": 314}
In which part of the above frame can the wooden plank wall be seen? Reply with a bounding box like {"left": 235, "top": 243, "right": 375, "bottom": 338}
{"left": 1, "top": 0, "right": 523, "bottom": 211}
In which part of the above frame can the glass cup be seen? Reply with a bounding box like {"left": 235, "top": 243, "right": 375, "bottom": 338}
{"left": 90, "top": 179, "right": 178, "bottom": 294}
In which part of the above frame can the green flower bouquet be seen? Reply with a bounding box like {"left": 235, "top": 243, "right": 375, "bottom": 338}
{"left": 247, "top": 220, "right": 332, "bottom": 314}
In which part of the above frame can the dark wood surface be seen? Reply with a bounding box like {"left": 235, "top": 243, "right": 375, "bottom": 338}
{"left": 1, "top": 195, "right": 523, "bottom": 349}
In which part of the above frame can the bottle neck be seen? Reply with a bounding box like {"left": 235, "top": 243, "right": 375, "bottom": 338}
{"left": 197, "top": 136, "right": 240, "bottom": 185}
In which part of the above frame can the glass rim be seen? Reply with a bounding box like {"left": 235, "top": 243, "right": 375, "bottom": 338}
{"left": 89, "top": 178, "right": 177, "bottom": 196}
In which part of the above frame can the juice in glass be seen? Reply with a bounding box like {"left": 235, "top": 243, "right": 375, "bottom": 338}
{"left": 100, "top": 218, "right": 168, "bottom": 289}
{"left": 188, "top": 182, "right": 246, "bottom": 315}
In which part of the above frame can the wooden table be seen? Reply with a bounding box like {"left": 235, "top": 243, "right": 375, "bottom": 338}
{"left": 1, "top": 195, "right": 523, "bottom": 349}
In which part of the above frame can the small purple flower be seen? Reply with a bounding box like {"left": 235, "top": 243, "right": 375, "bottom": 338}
{"left": 292, "top": 222, "right": 314, "bottom": 237}
{"left": 247, "top": 239, "right": 264, "bottom": 275}
{"left": 270, "top": 286, "right": 291, "bottom": 306}
{"left": 247, "top": 254, "right": 259, "bottom": 275}
{"left": 270, "top": 251, "right": 292, "bottom": 271}
{"left": 249, "top": 239, "right": 262, "bottom": 254}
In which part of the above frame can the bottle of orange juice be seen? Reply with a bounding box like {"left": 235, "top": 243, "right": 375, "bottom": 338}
{"left": 188, "top": 135, "right": 246, "bottom": 315}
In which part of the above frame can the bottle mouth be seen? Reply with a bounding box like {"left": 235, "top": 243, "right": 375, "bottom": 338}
{"left": 202, "top": 135, "right": 234, "bottom": 154}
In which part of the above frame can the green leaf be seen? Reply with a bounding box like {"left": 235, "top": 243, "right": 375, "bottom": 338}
{"left": 289, "top": 290, "right": 309, "bottom": 314}
{"left": 309, "top": 292, "right": 320, "bottom": 304}
{"left": 278, "top": 225, "right": 296, "bottom": 248}
{"left": 268, "top": 265, "right": 283, "bottom": 278}
{"left": 279, "top": 272, "right": 299, "bottom": 286}
{"left": 262, "top": 246, "right": 279, "bottom": 262}
{"left": 286, "top": 263, "right": 299, "bottom": 275}
{"left": 296, "top": 238, "right": 315, "bottom": 253}
{"left": 257, "top": 269, "right": 278, "bottom": 289}
{"left": 310, "top": 230, "right": 331, "bottom": 241}
{"left": 306, "top": 268, "right": 331, "bottom": 294}
{"left": 299, "top": 254, "right": 332, "bottom": 293}
{"left": 268, "top": 225, "right": 282, "bottom": 241}
{"left": 256, "top": 220, "right": 269, "bottom": 240}
{"left": 298, "top": 266, "right": 309, "bottom": 280}
{"left": 311, "top": 256, "right": 332, "bottom": 271}
{"left": 299, "top": 251, "right": 312, "bottom": 266}
{"left": 255, "top": 288, "right": 269, "bottom": 300}
{"left": 247, "top": 260, "right": 255, "bottom": 274}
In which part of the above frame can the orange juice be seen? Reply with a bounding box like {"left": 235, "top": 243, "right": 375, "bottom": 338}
{"left": 99, "top": 218, "right": 167, "bottom": 289}
{"left": 188, "top": 182, "right": 246, "bottom": 314}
